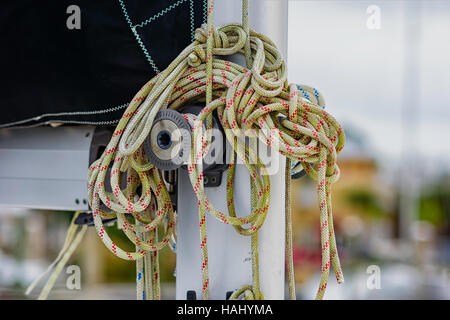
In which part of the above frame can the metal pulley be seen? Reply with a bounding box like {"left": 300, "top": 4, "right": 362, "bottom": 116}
{"left": 143, "top": 109, "right": 191, "bottom": 170}
{"left": 178, "top": 105, "right": 228, "bottom": 187}
{"left": 144, "top": 106, "right": 228, "bottom": 187}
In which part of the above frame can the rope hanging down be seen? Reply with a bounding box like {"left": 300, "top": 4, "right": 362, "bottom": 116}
{"left": 85, "top": 0, "right": 345, "bottom": 300}
{"left": 26, "top": 212, "right": 87, "bottom": 299}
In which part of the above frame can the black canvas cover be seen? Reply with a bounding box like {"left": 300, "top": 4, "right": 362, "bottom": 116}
{"left": 0, "top": 0, "right": 206, "bottom": 127}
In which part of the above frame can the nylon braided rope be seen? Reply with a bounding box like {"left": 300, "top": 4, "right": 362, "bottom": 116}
{"left": 26, "top": 211, "right": 87, "bottom": 299}
{"left": 85, "top": 0, "right": 345, "bottom": 300}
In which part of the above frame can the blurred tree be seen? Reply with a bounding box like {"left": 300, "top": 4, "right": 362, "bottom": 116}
{"left": 419, "top": 176, "right": 449, "bottom": 233}
{"left": 344, "top": 188, "right": 384, "bottom": 219}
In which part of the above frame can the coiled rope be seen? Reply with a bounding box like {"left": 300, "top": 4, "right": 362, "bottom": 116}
{"left": 84, "top": 0, "right": 345, "bottom": 300}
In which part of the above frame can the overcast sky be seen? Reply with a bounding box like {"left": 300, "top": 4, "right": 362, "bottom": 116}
{"left": 288, "top": 0, "right": 450, "bottom": 176}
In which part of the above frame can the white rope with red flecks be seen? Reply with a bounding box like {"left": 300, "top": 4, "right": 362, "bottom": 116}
{"left": 85, "top": 0, "right": 345, "bottom": 300}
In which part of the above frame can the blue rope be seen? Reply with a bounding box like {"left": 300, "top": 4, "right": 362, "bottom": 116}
{"left": 297, "top": 85, "right": 310, "bottom": 101}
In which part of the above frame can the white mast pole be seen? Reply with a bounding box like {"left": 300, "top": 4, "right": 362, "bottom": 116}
{"left": 213, "top": 0, "right": 289, "bottom": 300}
{"left": 176, "top": 0, "right": 289, "bottom": 300}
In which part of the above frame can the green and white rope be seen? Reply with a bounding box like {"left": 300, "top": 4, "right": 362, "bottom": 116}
{"left": 86, "top": 0, "right": 344, "bottom": 300}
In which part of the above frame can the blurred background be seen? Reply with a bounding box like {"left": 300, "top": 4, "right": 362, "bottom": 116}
{"left": 0, "top": 0, "right": 449, "bottom": 299}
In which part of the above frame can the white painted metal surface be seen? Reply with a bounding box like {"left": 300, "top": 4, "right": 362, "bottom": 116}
{"left": 0, "top": 126, "right": 95, "bottom": 211}
{"left": 176, "top": 0, "right": 288, "bottom": 300}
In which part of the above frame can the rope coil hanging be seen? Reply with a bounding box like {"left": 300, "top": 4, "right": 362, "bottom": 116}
{"left": 84, "top": 0, "right": 345, "bottom": 300}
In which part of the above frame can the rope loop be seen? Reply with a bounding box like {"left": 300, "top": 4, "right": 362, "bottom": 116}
{"left": 229, "top": 285, "right": 265, "bottom": 300}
